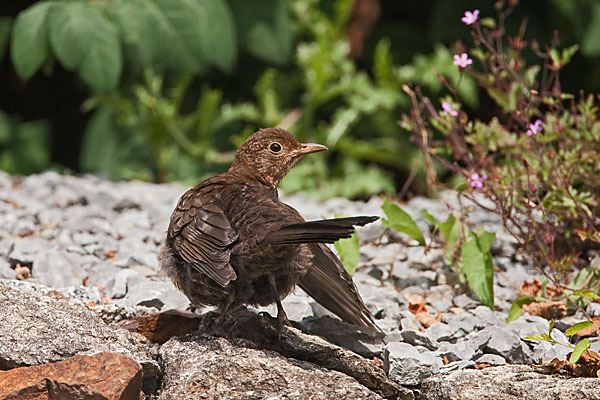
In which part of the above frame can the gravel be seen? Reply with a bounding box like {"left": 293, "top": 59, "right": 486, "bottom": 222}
{"left": 0, "top": 170, "right": 593, "bottom": 381}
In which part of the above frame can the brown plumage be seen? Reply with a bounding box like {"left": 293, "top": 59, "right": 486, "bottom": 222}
{"left": 159, "top": 127, "right": 379, "bottom": 331}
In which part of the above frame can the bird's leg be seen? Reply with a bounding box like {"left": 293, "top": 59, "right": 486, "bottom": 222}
{"left": 267, "top": 274, "right": 291, "bottom": 326}
{"left": 212, "top": 288, "right": 236, "bottom": 336}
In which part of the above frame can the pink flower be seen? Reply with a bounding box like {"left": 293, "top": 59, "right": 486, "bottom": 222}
{"left": 461, "top": 10, "right": 480, "bottom": 26}
{"left": 441, "top": 102, "right": 458, "bottom": 117}
{"left": 526, "top": 119, "right": 543, "bottom": 136}
{"left": 468, "top": 173, "right": 488, "bottom": 189}
{"left": 453, "top": 53, "right": 473, "bottom": 69}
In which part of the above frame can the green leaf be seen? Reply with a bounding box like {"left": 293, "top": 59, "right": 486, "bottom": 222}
{"left": 507, "top": 295, "right": 535, "bottom": 323}
{"left": 10, "top": 2, "right": 54, "bottom": 79}
{"left": 48, "top": 3, "right": 122, "bottom": 92}
{"left": 0, "top": 17, "right": 13, "bottom": 62}
{"left": 461, "top": 231, "right": 495, "bottom": 309}
{"left": 229, "top": 0, "right": 294, "bottom": 65}
{"left": 333, "top": 215, "right": 360, "bottom": 276}
{"left": 565, "top": 321, "right": 594, "bottom": 337}
{"left": 479, "top": 17, "right": 497, "bottom": 30}
{"left": 80, "top": 107, "right": 122, "bottom": 174}
{"left": 420, "top": 210, "right": 438, "bottom": 226}
{"left": 381, "top": 198, "right": 425, "bottom": 245}
{"left": 569, "top": 339, "right": 590, "bottom": 363}
{"left": 572, "top": 290, "right": 600, "bottom": 299}
{"left": 524, "top": 333, "right": 553, "bottom": 342}
{"left": 439, "top": 214, "right": 460, "bottom": 245}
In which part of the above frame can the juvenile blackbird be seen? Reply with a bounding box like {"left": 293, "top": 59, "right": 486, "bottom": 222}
{"left": 159, "top": 127, "right": 379, "bottom": 331}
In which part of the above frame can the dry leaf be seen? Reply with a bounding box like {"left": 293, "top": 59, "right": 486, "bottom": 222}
{"left": 522, "top": 301, "right": 567, "bottom": 320}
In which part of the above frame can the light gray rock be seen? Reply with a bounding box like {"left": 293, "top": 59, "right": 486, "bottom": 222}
{"left": 385, "top": 342, "right": 443, "bottom": 386}
{"left": 436, "top": 341, "right": 478, "bottom": 362}
{"left": 401, "top": 329, "right": 439, "bottom": 351}
{"left": 419, "top": 365, "right": 600, "bottom": 400}
{"left": 0, "top": 258, "right": 16, "bottom": 279}
{"left": 425, "top": 322, "right": 463, "bottom": 343}
{"left": 259, "top": 291, "right": 313, "bottom": 322}
{"left": 452, "top": 293, "right": 479, "bottom": 310}
{"left": 115, "top": 278, "right": 190, "bottom": 310}
{"left": 481, "top": 326, "right": 534, "bottom": 364}
{"left": 586, "top": 302, "right": 600, "bottom": 317}
{"left": 471, "top": 305, "right": 508, "bottom": 327}
{"left": 159, "top": 335, "right": 386, "bottom": 400}
{"left": 475, "top": 353, "right": 506, "bottom": 365}
{"left": 0, "top": 280, "right": 158, "bottom": 389}
{"left": 300, "top": 315, "right": 385, "bottom": 358}
{"left": 426, "top": 285, "right": 454, "bottom": 313}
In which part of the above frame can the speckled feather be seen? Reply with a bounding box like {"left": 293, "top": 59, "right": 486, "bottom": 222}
{"left": 159, "top": 127, "right": 379, "bottom": 330}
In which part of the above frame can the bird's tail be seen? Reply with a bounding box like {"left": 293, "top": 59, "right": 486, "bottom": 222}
{"left": 262, "top": 216, "right": 379, "bottom": 245}
{"left": 299, "top": 243, "right": 383, "bottom": 335}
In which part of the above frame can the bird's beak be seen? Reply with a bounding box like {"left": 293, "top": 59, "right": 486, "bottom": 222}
{"left": 295, "top": 143, "right": 328, "bottom": 156}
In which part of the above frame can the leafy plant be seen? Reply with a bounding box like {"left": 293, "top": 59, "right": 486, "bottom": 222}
{"left": 0, "top": 111, "right": 51, "bottom": 174}
{"left": 381, "top": 198, "right": 496, "bottom": 309}
{"left": 401, "top": 1, "right": 600, "bottom": 314}
{"left": 525, "top": 319, "right": 599, "bottom": 375}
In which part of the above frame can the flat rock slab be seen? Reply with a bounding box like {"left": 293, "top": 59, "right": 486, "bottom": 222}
{"left": 0, "top": 352, "right": 142, "bottom": 400}
{"left": 418, "top": 365, "right": 600, "bottom": 400}
{"left": 159, "top": 335, "right": 383, "bottom": 400}
{"left": 0, "top": 280, "right": 158, "bottom": 390}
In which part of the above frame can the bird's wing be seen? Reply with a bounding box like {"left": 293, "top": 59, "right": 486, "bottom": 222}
{"left": 168, "top": 191, "right": 238, "bottom": 287}
{"left": 261, "top": 216, "right": 379, "bottom": 245}
{"left": 299, "top": 243, "right": 382, "bottom": 334}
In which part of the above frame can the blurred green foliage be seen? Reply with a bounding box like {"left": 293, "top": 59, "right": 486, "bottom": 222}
{"left": 3, "top": 0, "right": 600, "bottom": 199}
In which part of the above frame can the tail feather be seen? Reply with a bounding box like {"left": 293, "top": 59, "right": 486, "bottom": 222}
{"left": 299, "top": 243, "right": 382, "bottom": 334}
{"left": 263, "top": 216, "right": 379, "bottom": 245}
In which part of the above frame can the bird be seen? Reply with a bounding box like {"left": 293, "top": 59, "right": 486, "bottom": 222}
{"left": 159, "top": 127, "right": 380, "bottom": 332}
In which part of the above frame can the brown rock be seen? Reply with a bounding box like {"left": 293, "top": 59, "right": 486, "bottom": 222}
{"left": 119, "top": 308, "right": 203, "bottom": 344}
{"left": 0, "top": 352, "right": 142, "bottom": 400}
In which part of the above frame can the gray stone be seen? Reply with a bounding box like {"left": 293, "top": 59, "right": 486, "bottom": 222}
{"left": 385, "top": 342, "right": 443, "bottom": 386}
{"left": 586, "top": 302, "right": 600, "bottom": 317}
{"left": 0, "top": 280, "right": 158, "bottom": 387}
{"left": 426, "top": 285, "right": 454, "bottom": 313}
{"left": 159, "top": 335, "right": 386, "bottom": 400}
{"left": 507, "top": 314, "right": 550, "bottom": 340}
{"left": 453, "top": 293, "right": 479, "bottom": 310}
{"left": 463, "top": 329, "right": 492, "bottom": 352}
{"left": 425, "top": 322, "right": 463, "bottom": 343}
{"left": 439, "top": 359, "right": 475, "bottom": 371}
{"left": 475, "top": 353, "right": 506, "bottom": 365}
{"left": 481, "top": 326, "right": 534, "bottom": 364}
{"left": 399, "top": 310, "right": 422, "bottom": 332}
{"left": 30, "top": 249, "right": 85, "bottom": 288}
{"left": 401, "top": 329, "right": 439, "bottom": 350}
{"left": 419, "top": 365, "right": 600, "bottom": 400}
{"left": 0, "top": 258, "right": 16, "bottom": 279}
{"left": 471, "top": 305, "right": 507, "bottom": 327}
{"left": 300, "top": 315, "right": 384, "bottom": 358}
{"left": 590, "top": 340, "right": 600, "bottom": 354}
{"left": 436, "top": 341, "right": 479, "bottom": 362}
{"left": 116, "top": 278, "right": 190, "bottom": 310}
{"left": 532, "top": 340, "right": 572, "bottom": 362}
{"left": 104, "top": 268, "right": 142, "bottom": 299}
{"left": 259, "top": 291, "right": 313, "bottom": 322}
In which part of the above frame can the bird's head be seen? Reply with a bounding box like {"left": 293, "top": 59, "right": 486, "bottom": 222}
{"left": 229, "top": 128, "right": 327, "bottom": 189}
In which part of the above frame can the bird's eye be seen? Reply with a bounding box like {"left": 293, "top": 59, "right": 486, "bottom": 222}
{"left": 269, "top": 142, "right": 282, "bottom": 153}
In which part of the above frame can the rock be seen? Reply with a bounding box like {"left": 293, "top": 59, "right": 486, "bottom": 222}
{"left": 475, "top": 353, "right": 506, "bottom": 365}
{"left": 259, "top": 291, "right": 313, "bottom": 322}
{"left": 120, "top": 308, "right": 203, "bottom": 345}
{"left": 207, "top": 308, "right": 409, "bottom": 399}
{"left": 452, "top": 293, "right": 479, "bottom": 310}
{"left": 425, "top": 285, "right": 454, "bottom": 313}
{"left": 0, "top": 280, "right": 158, "bottom": 391}
{"left": 385, "top": 342, "right": 443, "bottom": 386}
{"left": 436, "top": 341, "right": 479, "bottom": 362}
{"left": 159, "top": 335, "right": 390, "bottom": 400}
{"left": 0, "top": 352, "right": 142, "bottom": 400}
{"left": 0, "top": 258, "right": 16, "bottom": 279}
{"left": 425, "top": 322, "right": 463, "bottom": 343}
{"left": 400, "top": 329, "right": 439, "bottom": 351}
{"left": 419, "top": 364, "right": 600, "bottom": 400}
{"left": 300, "top": 315, "right": 384, "bottom": 357}
{"left": 480, "top": 326, "right": 534, "bottom": 364}
{"left": 115, "top": 278, "right": 191, "bottom": 310}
